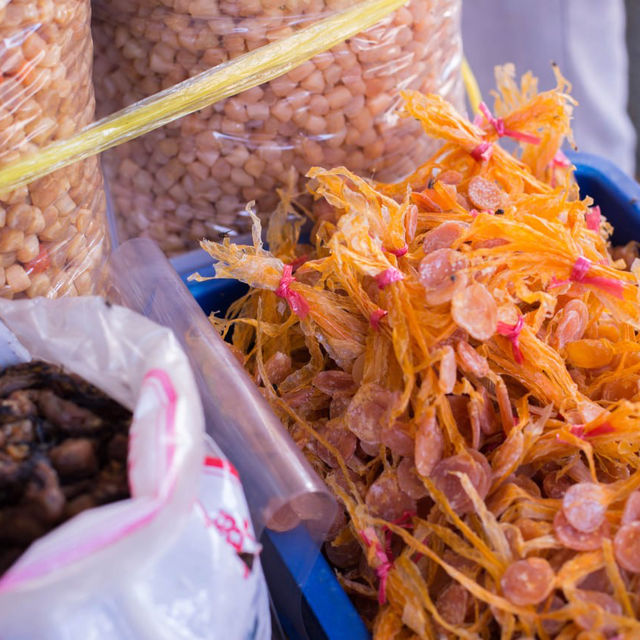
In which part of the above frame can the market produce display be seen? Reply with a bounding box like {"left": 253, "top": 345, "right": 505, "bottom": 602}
{"left": 0, "top": 1, "right": 109, "bottom": 298}
{"left": 0, "top": 361, "right": 132, "bottom": 576}
{"left": 92, "top": 0, "right": 462, "bottom": 253}
{"left": 199, "top": 66, "right": 640, "bottom": 637}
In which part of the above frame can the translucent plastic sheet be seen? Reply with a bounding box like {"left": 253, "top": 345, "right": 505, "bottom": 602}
{"left": 0, "top": 1, "right": 109, "bottom": 298}
{"left": 106, "top": 237, "right": 337, "bottom": 540}
{"left": 92, "top": 0, "right": 463, "bottom": 252}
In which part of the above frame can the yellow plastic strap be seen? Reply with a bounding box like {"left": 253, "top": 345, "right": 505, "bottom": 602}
{"left": 0, "top": 0, "right": 408, "bottom": 194}
{"left": 461, "top": 56, "right": 482, "bottom": 115}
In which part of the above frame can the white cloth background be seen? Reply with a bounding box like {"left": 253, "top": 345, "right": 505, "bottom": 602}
{"left": 462, "top": 0, "right": 636, "bottom": 176}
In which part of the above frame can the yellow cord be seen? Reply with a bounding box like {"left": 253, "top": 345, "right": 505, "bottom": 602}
{"left": 0, "top": 0, "right": 407, "bottom": 194}
{"left": 461, "top": 56, "right": 482, "bottom": 114}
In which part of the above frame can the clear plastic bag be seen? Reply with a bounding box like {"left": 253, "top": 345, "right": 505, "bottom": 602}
{"left": 0, "top": 296, "right": 270, "bottom": 640}
{"left": 0, "top": 1, "right": 109, "bottom": 298}
{"left": 92, "top": 0, "right": 463, "bottom": 253}
{"left": 108, "top": 237, "right": 337, "bottom": 539}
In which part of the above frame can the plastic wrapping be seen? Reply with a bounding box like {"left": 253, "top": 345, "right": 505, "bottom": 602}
{"left": 0, "top": 1, "right": 109, "bottom": 298}
{"left": 0, "top": 296, "right": 270, "bottom": 639}
{"left": 107, "top": 237, "right": 336, "bottom": 540}
{"left": 92, "top": 0, "right": 464, "bottom": 253}
{"left": 0, "top": 0, "right": 407, "bottom": 197}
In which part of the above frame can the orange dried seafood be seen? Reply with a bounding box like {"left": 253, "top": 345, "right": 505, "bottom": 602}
{"left": 199, "top": 65, "right": 640, "bottom": 638}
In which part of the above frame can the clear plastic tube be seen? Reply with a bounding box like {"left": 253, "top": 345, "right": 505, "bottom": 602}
{"left": 106, "top": 237, "right": 336, "bottom": 539}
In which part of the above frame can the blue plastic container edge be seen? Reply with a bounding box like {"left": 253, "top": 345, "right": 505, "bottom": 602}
{"left": 568, "top": 151, "right": 640, "bottom": 242}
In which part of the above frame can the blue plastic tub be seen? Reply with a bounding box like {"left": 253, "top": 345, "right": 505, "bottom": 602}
{"left": 178, "top": 153, "right": 640, "bottom": 640}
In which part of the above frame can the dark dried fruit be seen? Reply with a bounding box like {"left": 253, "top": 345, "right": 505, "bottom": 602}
{"left": 49, "top": 439, "right": 98, "bottom": 479}
{"left": 0, "top": 361, "right": 132, "bottom": 577}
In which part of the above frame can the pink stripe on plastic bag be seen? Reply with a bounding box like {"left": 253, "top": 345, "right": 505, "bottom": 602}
{"left": 146, "top": 369, "right": 178, "bottom": 476}
{"left": 204, "top": 455, "right": 240, "bottom": 480}
{"left": 0, "top": 369, "right": 178, "bottom": 592}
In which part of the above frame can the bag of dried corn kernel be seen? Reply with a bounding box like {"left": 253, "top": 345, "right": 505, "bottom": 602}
{"left": 92, "top": 0, "right": 463, "bottom": 254}
{"left": 0, "top": 0, "right": 109, "bottom": 298}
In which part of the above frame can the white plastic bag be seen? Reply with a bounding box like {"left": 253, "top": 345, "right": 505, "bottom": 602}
{"left": 0, "top": 296, "right": 270, "bottom": 640}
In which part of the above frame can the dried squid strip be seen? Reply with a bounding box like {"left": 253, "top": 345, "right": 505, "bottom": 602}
{"left": 201, "top": 64, "right": 640, "bottom": 639}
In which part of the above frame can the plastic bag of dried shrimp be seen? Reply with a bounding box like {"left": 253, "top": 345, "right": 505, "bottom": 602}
{"left": 0, "top": 296, "right": 270, "bottom": 639}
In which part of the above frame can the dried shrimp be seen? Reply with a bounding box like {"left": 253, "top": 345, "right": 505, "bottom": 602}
{"left": 199, "top": 64, "right": 640, "bottom": 638}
